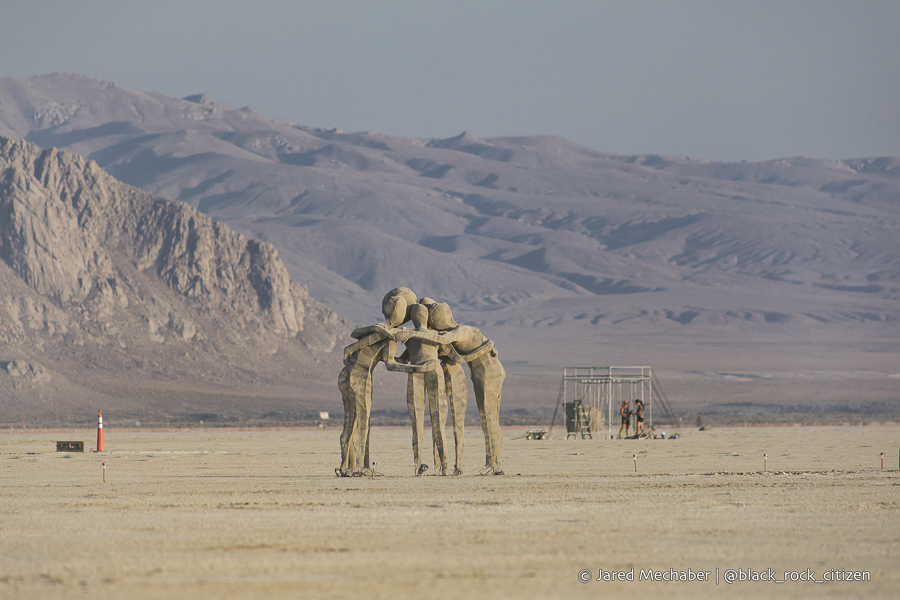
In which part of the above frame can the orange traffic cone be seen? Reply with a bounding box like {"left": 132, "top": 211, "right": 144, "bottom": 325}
{"left": 96, "top": 410, "right": 104, "bottom": 452}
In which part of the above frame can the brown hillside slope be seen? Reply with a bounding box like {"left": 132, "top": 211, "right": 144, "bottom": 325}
{"left": 0, "top": 137, "right": 350, "bottom": 426}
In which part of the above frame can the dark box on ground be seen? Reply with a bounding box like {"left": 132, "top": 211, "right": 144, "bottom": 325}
{"left": 56, "top": 441, "right": 84, "bottom": 452}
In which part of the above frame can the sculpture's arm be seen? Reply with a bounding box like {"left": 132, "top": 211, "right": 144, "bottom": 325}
{"left": 442, "top": 339, "right": 494, "bottom": 364}
{"left": 396, "top": 327, "right": 466, "bottom": 345}
{"left": 437, "top": 346, "right": 459, "bottom": 366}
{"left": 343, "top": 332, "right": 389, "bottom": 363}
{"left": 396, "top": 348, "right": 410, "bottom": 365}
{"left": 381, "top": 341, "right": 407, "bottom": 371}
{"left": 385, "top": 359, "right": 439, "bottom": 373}
{"left": 350, "top": 323, "right": 397, "bottom": 340}
{"left": 382, "top": 340, "right": 439, "bottom": 373}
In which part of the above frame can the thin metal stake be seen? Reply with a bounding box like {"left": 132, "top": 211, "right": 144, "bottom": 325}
{"left": 102, "top": 462, "right": 106, "bottom": 483}
{"left": 764, "top": 453, "right": 767, "bottom": 472}
{"left": 633, "top": 454, "right": 637, "bottom": 473}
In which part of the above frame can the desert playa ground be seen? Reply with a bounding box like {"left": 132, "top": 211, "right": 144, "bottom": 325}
{"left": 1, "top": 425, "right": 897, "bottom": 599}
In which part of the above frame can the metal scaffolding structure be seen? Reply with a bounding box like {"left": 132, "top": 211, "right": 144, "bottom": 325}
{"left": 548, "top": 366, "right": 680, "bottom": 439}
{"left": 552, "top": 367, "right": 654, "bottom": 439}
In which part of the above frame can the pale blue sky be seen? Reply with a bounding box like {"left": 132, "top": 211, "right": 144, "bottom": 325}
{"left": 2, "top": 0, "right": 898, "bottom": 161}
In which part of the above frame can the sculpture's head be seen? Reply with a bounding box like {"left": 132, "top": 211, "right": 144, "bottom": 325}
{"left": 418, "top": 296, "right": 437, "bottom": 308}
{"left": 409, "top": 303, "right": 430, "bottom": 331}
{"left": 382, "top": 287, "right": 417, "bottom": 326}
{"left": 428, "top": 302, "right": 458, "bottom": 332}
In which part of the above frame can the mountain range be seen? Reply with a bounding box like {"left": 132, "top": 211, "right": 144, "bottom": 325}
{"left": 0, "top": 135, "right": 348, "bottom": 425}
{"left": 1, "top": 74, "right": 897, "bottom": 424}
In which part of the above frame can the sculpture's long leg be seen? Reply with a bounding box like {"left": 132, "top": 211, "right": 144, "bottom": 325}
{"left": 337, "top": 366, "right": 356, "bottom": 474}
{"left": 426, "top": 370, "right": 448, "bottom": 475}
{"left": 470, "top": 356, "right": 505, "bottom": 473}
{"left": 444, "top": 363, "right": 467, "bottom": 474}
{"left": 406, "top": 373, "right": 426, "bottom": 472}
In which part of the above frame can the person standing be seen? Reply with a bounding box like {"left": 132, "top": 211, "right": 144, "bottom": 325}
{"left": 618, "top": 400, "right": 632, "bottom": 438}
{"left": 634, "top": 399, "right": 645, "bottom": 435}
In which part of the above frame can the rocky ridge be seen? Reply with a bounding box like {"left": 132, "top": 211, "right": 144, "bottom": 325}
{"left": 0, "top": 74, "right": 897, "bottom": 422}
{"left": 0, "top": 136, "right": 350, "bottom": 425}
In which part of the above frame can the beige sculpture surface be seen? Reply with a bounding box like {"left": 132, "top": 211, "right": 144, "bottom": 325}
{"left": 441, "top": 361, "right": 468, "bottom": 475}
{"left": 336, "top": 334, "right": 387, "bottom": 475}
{"left": 384, "top": 304, "right": 449, "bottom": 475}
{"left": 418, "top": 297, "right": 467, "bottom": 476}
{"left": 398, "top": 302, "right": 505, "bottom": 475}
{"left": 337, "top": 289, "right": 504, "bottom": 476}
{"left": 336, "top": 287, "right": 416, "bottom": 476}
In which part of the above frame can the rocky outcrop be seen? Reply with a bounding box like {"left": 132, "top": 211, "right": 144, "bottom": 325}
{"left": 0, "top": 136, "right": 351, "bottom": 423}
{"left": 2, "top": 360, "right": 49, "bottom": 382}
{"left": 0, "top": 136, "right": 347, "bottom": 348}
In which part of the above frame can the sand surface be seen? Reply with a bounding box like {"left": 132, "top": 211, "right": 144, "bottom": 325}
{"left": 1, "top": 425, "right": 898, "bottom": 599}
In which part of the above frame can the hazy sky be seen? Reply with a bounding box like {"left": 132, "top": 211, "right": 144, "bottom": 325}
{"left": 2, "top": 1, "right": 898, "bottom": 162}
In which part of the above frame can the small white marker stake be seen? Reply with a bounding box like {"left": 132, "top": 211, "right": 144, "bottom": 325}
{"left": 102, "top": 462, "right": 106, "bottom": 482}
{"left": 881, "top": 453, "right": 884, "bottom": 472}
{"left": 633, "top": 454, "right": 637, "bottom": 473}
{"left": 371, "top": 461, "right": 376, "bottom": 480}
{"left": 764, "top": 453, "right": 767, "bottom": 472}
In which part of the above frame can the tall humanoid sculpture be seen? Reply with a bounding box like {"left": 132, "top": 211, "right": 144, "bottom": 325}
{"left": 419, "top": 297, "right": 467, "bottom": 476}
{"left": 336, "top": 334, "right": 388, "bottom": 476}
{"left": 384, "top": 303, "right": 449, "bottom": 475}
{"left": 337, "top": 287, "right": 417, "bottom": 476}
{"left": 336, "top": 289, "right": 504, "bottom": 476}
{"left": 398, "top": 302, "right": 505, "bottom": 474}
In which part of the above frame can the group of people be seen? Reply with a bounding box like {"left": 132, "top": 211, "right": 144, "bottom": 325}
{"left": 618, "top": 398, "right": 645, "bottom": 438}
{"left": 337, "top": 287, "right": 505, "bottom": 477}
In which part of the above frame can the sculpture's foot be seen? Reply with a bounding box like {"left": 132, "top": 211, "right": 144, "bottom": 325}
{"left": 452, "top": 467, "right": 463, "bottom": 476}
{"left": 416, "top": 464, "right": 429, "bottom": 476}
{"left": 335, "top": 467, "right": 352, "bottom": 477}
{"left": 478, "top": 465, "right": 504, "bottom": 476}
{"left": 436, "top": 465, "right": 448, "bottom": 476}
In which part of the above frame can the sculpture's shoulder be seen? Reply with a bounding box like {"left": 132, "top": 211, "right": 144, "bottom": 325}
{"left": 449, "top": 324, "right": 478, "bottom": 337}
{"left": 465, "top": 325, "right": 488, "bottom": 343}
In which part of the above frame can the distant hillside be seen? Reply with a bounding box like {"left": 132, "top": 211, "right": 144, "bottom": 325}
{"left": 0, "top": 136, "right": 350, "bottom": 425}
{"left": 1, "top": 75, "right": 896, "bottom": 327}
{"left": 1, "top": 74, "right": 897, "bottom": 421}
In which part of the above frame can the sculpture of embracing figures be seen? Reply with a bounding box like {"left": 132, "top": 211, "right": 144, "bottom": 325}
{"left": 337, "top": 287, "right": 505, "bottom": 477}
